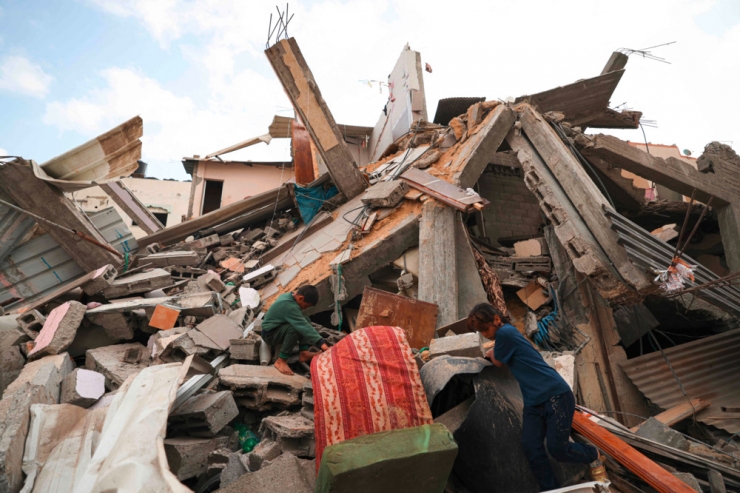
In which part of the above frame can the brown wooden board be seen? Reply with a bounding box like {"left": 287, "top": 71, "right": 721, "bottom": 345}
{"left": 355, "top": 286, "right": 438, "bottom": 349}
{"left": 291, "top": 117, "right": 315, "bottom": 185}
{"left": 401, "top": 167, "right": 487, "bottom": 213}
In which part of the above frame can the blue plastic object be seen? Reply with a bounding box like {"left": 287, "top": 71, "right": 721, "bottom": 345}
{"left": 294, "top": 183, "right": 339, "bottom": 224}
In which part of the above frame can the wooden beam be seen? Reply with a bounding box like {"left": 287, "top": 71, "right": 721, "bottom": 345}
{"left": 291, "top": 117, "right": 315, "bottom": 185}
{"left": 418, "top": 200, "right": 459, "bottom": 327}
{"left": 569, "top": 108, "right": 642, "bottom": 129}
{"left": 601, "top": 52, "right": 629, "bottom": 75}
{"left": 630, "top": 399, "right": 710, "bottom": 433}
{"left": 265, "top": 38, "right": 367, "bottom": 200}
{"left": 100, "top": 181, "right": 164, "bottom": 235}
{"left": 448, "top": 104, "right": 516, "bottom": 189}
{"left": 517, "top": 106, "right": 652, "bottom": 293}
{"left": 0, "top": 161, "right": 121, "bottom": 271}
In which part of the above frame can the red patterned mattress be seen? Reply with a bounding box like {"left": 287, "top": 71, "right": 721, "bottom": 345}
{"left": 311, "top": 325, "right": 433, "bottom": 468}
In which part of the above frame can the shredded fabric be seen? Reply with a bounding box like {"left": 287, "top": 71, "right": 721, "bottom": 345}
{"left": 655, "top": 257, "right": 696, "bottom": 293}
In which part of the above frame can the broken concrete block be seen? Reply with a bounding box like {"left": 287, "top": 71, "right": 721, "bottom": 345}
{"left": 361, "top": 180, "right": 409, "bottom": 208}
{"left": 229, "top": 335, "right": 260, "bottom": 362}
{"left": 315, "top": 424, "right": 458, "bottom": 493}
{"left": 27, "top": 301, "right": 86, "bottom": 361}
{"left": 189, "top": 234, "right": 220, "bottom": 249}
{"left": 60, "top": 368, "right": 105, "bottom": 408}
{"left": 673, "top": 472, "right": 701, "bottom": 492}
{"left": 220, "top": 452, "right": 248, "bottom": 487}
{"left": 164, "top": 435, "right": 229, "bottom": 480}
{"left": 4, "top": 352, "right": 74, "bottom": 402}
{"left": 16, "top": 310, "right": 46, "bottom": 340}
{"left": 434, "top": 396, "right": 473, "bottom": 435}
{"left": 140, "top": 250, "right": 201, "bottom": 267}
{"left": 217, "top": 453, "right": 315, "bottom": 493}
{"left": 85, "top": 343, "right": 150, "bottom": 390}
{"left": 102, "top": 268, "right": 172, "bottom": 299}
{"left": 199, "top": 272, "right": 226, "bottom": 293}
{"left": 247, "top": 438, "right": 282, "bottom": 471}
{"left": 301, "top": 382, "right": 314, "bottom": 421}
{"left": 261, "top": 414, "right": 315, "bottom": 458}
{"left": 80, "top": 264, "right": 118, "bottom": 295}
{"left": 196, "top": 315, "right": 243, "bottom": 351}
{"left": 218, "top": 365, "right": 308, "bottom": 411}
{"left": 0, "top": 347, "right": 24, "bottom": 396}
{"left": 0, "top": 383, "right": 55, "bottom": 493}
{"left": 169, "top": 390, "right": 239, "bottom": 437}
{"left": 0, "top": 324, "right": 29, "bottom": 351}
{"left": 428, "top": 332, "right": 484, "bottom": 359}
{"left": 635, "top": 417, "right": 690, "bottom": 451}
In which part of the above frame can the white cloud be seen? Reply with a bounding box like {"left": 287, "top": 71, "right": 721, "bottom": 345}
{"left": 0, "top": 148, "right": 8, "bottom": 156}
{"left": 0, "top": 56, "right": 53, "bottom": 98}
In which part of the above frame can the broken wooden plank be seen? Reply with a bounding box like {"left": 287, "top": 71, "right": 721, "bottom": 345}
{"left": 0, "top": 161, "right": 121, "bottom": 272}
{"left": 401, "top": 167, "right": 486, "bottom": 213}
{"left": 265, "top": 38, "right": 367, "bottom": 200}
{"left": 601, "top": 51, "right": 629, "bottom": 75}
{"left": 569, "top": 108, "right": 642, "bottom": 130}
{"left": 355, "top": 287, "right": 438, "bottom": 349}
{"left": 100, "top": 181, "right": 164, "bottom": 235}
{"left": 518, "top": 105, "right": 652, "bottom": 293}
{"left": 418, "top": 200, "right": 458, "bottom": 327}
{"left": 630, "top": 399, "right": 710, "bottom": 433}
{"left": 447, "top": 104, "right": 516, "bottom": 189}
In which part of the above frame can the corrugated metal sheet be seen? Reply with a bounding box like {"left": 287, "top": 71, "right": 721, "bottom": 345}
{"left": 0, "top": 191, "right": 35, "bottom": 263}
{"left": 433, "top": 97, "right": 486, "bottom": 125}
{"left": 621, "top": 328, "right": 740, "bottom": 433}
{"left": 0, "top": 207, "right": 135, "bottom": 311}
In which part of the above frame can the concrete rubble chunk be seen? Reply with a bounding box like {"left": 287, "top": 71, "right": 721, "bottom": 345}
{"left": 0, "top": 321, "right": 30, "bottom": 351}
{"left": 140, "top": 250, "right": 201, "bottom": 267}
{"left": 0, "top": 346, "right": 24, "bottom": 396}
{"left": 260, "top": 414, "right": 315, "bottom": 458}
{"left": 169, "top": 390, "right": 239, "bottom": 436}
{"left": 428, "top": 332, "right": 484, "bottom": 359}
{"left": 102, "top": 268, "right": 172, "bottom": 299}
{"left": 85, "top": 343, "right": 150, "bottom": 390}
{"left": 301, "top": 381, "right": 314, "bottom": 421}
{"left": 196, "top": 315, "right": 243, "bottom": 351}
{"left": 247, "top": 439, "right": 282, "bottom": 471}
{"left": 229, "top": 334, "right": 261, "bottom": 362}
{"left": 16, "top": 310, "right": 46, "bottom": 340}
{"left": 220, "top": 453, "right": 248, "bottom": 488}
{"left": 361, "top": 180, "right": 409, "bottom": 208}
{"left": 164, "top": 435, "right": 229, "bottom": 481}
{"left": 635, "top": 417, "right": 691, "bottom": 451}
{"left": 673, "top": 472, "right": 701, "bottom": 492}
{"left": 216, "top": 453, "right": 315, "bottom": 493}
{"left": 218, "top": 365, "right": 308, "bottom": 411}
{"left": 199, "top": 272, "right": 227, "bottom": 293}
{"left": 3, "top": 352, "right": 74, "bottom": 402}
{"left": 80, "top": 264, "right": 118, "bottom": 295}
{"left": 315, "top": 423, "right": 458, "bottom": 493}
{"left": 60, "top": 368, "right": 106, "bottom": 408}
{"left": 27, "top": 301, "right": 86, "bottom": 361}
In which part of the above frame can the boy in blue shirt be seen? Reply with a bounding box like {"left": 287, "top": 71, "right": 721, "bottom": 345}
{"left": 467, "top": 303, "right": 599, "bottom": 491}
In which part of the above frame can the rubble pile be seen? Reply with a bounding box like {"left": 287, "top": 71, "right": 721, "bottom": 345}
{"left": 1, "top": 30, "right": 739, "bottom": 493}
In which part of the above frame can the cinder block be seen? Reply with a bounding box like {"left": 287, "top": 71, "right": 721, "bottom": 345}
{"left": 60, "top": 368, "right": 105, "bottom": 408}
{"left": 164, "top": 435, "right": 229, "bottom": 480}
{"left": 260, "top": 414, "right": 315, "bottom": 458}
{"left": 81, "top": 264, "right": 118, "bottom": 295}
{"left": 247, "top": 439, "right": 282, "bottom": 471}
{"left": 85, "top": 343, "right": 150, "bottom": 390}
{"left": 102, "top": 268, "right": 172, "bottom": 299}
{"left": 16, "top": 310, "right": 46, "bottom": 340}
{"left": 27, "top": 301, "right": 86, "bottom": 361}
{"left": 218, "top": 365, "right": 307, "bottom": 411}
{"left": 169, "top": 390, "right": 238, "bottom": 436}
{"left": 429, "top": 332, "right": 484, "bottom": 359}
{"left": 361, "top": 180, "right": 409, "bottom": 208}
{"left": 229, "top": 335, "right": 261, "bottom": 362}
{"left": 301, "top": 381, "right": 314, "bottom": 421}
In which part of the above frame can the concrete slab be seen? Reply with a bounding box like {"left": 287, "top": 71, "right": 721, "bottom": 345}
{"left": 299, "top": 250, "right": 322, "bottom": 269}
{"left": 60, "top": 368, "right": 105, "bottom": 408}
{"left": 85, "top": 343, "right": 150, "bottom": 390}
{"left": 216, "top": 453, "right": 315, "bottom": 493}
{"left": 196, "top": 315, "right": 243, "bottom": 351}
{"left": 102, "top": 268, "right": 172, "bottom": 299}
{"left": 3, "top": 352, "right": 74, "bottom": 402}
{"left": 261, "top": 414, "right": 315, "bottom": 458}
{"left": 218, "top": 365, "right": 308, "bottom": 411}
{"left": 429, "top": 332, "right": 484, "bottom": 359}
{"left": 28, "top": 301, "right": 86, "bottom": 361}
{"left": 169, "top": 390, "right": 238, "bottom": 436}
{"left": 278, "top": 265, "right": 301, "bottom": 287}
{"left": 164, "top": 436, "right": 229, "bottom": 481}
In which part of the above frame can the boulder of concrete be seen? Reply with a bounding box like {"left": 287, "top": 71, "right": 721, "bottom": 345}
{"left": 261, "top": 414, "right": 315, "bottom": 458}
{"left": 635, "top": 417, "right": 690, "bottom": 451}
{"left": 85, "top": 343, "right": 150, "bottom": 390}
{"left": 218, "top": 365, "right": 308, "bottom": 411}
{"left": 216, "top": 453, "right": 315, "bottom": 493}
{"left": 0, "top": 346, "right": 24, "bottom": 396}
{"left": 27, "top": 301, "right": 86, "bottom": 361}
{"left": 247, "top": 439, "right": 282, "bottom": 471}
{"left": 60, "top": 368, "right": 105, "bottom": 408}
{"left": 429, "top": 333, "right": 484, "bottom": 359}
{"left": 3, "top": 352, "right": 74, "bottom": 402}
{"left": 169, "top": 390, "right": 239, "bottom": 436}
{"left": 102, "top": 268, "right": 172, "bottom": 299}
{"left": 315, "top": 424, "right": 458, "bottom": 493}
{"left": 164, "top": 435, "right": 229, "bottom": 481}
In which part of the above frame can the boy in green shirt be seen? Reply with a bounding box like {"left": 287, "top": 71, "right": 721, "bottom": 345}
{"left": 261, "top": 285, "right": 329, "bottom": 375}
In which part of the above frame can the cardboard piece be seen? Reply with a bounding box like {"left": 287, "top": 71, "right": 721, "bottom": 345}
{"left": 516, "top": 281, "right": 548, "bottom": 310}
{"left": 513, "top": 238, "right": 548, "bottom": 258}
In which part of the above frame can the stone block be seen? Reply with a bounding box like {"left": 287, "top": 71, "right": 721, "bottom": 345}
{"left": 217, "top": 453, "right": 315, "bottom": 493}
{"left": 169, "top": 390, "right": 239, "bottom": 436}
{"left": 60, "top": 368, "right": 106, "bottom": 408}
{"left": 164, "top": 435, "right": 229, "bottom": 480}
{"left": 15, "top": 310, "right": 46, "bottom": 340}
{"left": 27, "top": 301, "right": 86, "bottom": 361}
{"left": 3, "top": 352, "right": 74, "bottom": 402}
{"left": 361, "top": 180, "right": 409, "bottom": 208}
{"left": 0, "top": 347, "right": 24, "bottom": 396}
{"left": 260, "top": 414, "right": 315, "bottom": 458}
{"left": 315, "top": 424, "right": 458, "bottom": 493}
{"left": 428, "top": 332, "right": 484, "bottom": 359}
{"left": 102, "top": 268, "right": 172, "bottom": 299}
{"left": 85, "top": 343, "right": 150, "bottom": 390}
{"left": 635, "top": 417, "right": 690, "bottom": 451}
{"left": 218, "top": 365, "right": 307, "bottom": 411}
{"left": 229, "top": 336, "right": 260, "bottom": 362}
{"left": 247, "top": 439, "right": 282, "bottom": 471}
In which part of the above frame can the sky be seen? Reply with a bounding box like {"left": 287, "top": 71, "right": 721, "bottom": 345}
{"left": 0, "top": 0, "right": 739, "bottom": 181}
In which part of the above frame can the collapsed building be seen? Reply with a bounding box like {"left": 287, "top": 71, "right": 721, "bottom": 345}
{"left": 0, "top": 33, "right": 739, "bottom": 493}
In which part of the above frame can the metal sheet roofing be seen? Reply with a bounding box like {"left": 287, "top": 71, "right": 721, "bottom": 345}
{"left": 621, "top": 328, "right": 740, "bottom": 433}
{"left": 433, "top": 97, "right": 486, "bottom": 125}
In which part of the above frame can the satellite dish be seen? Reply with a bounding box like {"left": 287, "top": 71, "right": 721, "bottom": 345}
{"left": 683, "top": 149, "right": 692, "bottom": 156}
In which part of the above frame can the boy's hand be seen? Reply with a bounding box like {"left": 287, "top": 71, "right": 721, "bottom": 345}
{"left": 321, "top": 343, "right": 330, "bottom": 352}
{"left": 485, "top": 349, "right": 494, "bottom": 361}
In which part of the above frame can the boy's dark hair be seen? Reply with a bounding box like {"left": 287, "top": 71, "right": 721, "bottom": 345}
{"left": 295, "top": 285, "right": 319, "bottom": 306}
{"left": 468, "top": 303, "right": 511, "bottom": 326}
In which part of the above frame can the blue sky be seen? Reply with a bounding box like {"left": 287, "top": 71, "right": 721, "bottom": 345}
{"left": 1, "top": 0, "right": 739, "bottom": 180}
